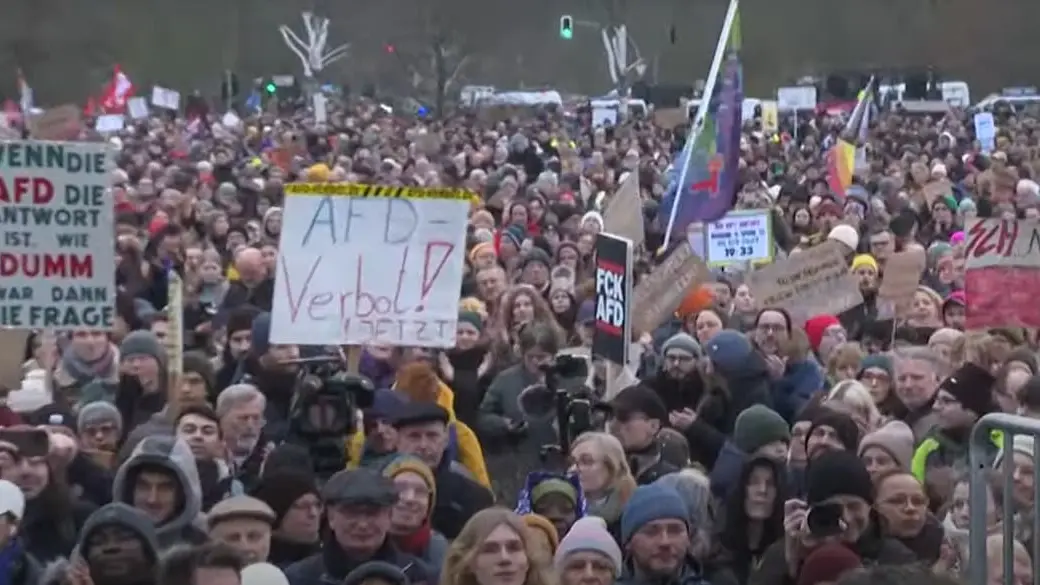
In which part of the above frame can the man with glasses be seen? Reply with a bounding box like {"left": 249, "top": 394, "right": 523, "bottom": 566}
{"left": 77, "top": 402, "right": 124, "bottom": 471}
{"left": 753, "top": 309, "right": 825, "bottom": 422}
{"left": 608, "top": 384, "right": 678, "bottom": 485}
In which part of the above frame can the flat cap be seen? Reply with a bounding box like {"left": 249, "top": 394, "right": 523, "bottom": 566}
{"left": 391, "top": 402, "right": 450, "bottom": 429}
{"left": 322, "top": 468, "right": 398, "bottom": 508}
{"left": 206, "top": 496, "right": 276, "bottom": 529}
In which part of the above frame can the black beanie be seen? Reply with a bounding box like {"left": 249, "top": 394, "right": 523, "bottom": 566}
{"left": 939, "top": 362, "right": 997, "bottom": 417}
{"left": 807, "top": 450, "right": 873, "bottom": 505}
{"left": 251, "top": 470, "right": 320, "bottom": 525}
{"left": 225, "top": 305, "right": 260, "bottom": 335}
{"left": 807, "top": 409, "right": 861, "bottom": 452}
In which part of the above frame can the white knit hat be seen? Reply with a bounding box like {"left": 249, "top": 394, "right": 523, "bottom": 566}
{"left": 827, "top": 224, "right": 860, "bottom": 251}
{"left": 995, "top": 435, "right": 1036, "bottom": 467}
{"left": 554, "top": 517, "right": 623, "bottom": 577}
{"left": 0, "top": 480, "right": 25, "bottom": 521}
{"left": 241, "top": 562, "right": 288, "bottom": 585}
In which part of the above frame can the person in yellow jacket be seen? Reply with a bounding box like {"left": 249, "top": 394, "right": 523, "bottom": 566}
{"left": 347, "top": 362, "right": 491, "bottom": 488}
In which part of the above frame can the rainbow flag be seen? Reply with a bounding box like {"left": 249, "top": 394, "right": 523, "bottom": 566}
{"left": 826, "top": 80, "right": 874, "bottom": 200}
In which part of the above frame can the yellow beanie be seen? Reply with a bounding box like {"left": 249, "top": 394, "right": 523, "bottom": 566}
{"left": 305, "top": 163, "right": 331, "bottom": 182}
{"left": 851, "top": 254, "right": 878, "bottom": 273}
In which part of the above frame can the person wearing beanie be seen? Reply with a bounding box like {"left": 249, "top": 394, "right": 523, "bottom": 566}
{"left": 46, "top": 503, "right": 160, "bottom": 585}
{"left": 519, "top": 248, "right": 553, "bottom": 293}
{"left": 645, "top": 332, "right": 705, "bottom": 413}
{"left": 733, "top": 405, "right": 791, "bottom": 460}
{"left": 554, "top": 516, "right": 622, "bottom": 585}
{"left": 468, "top": 241, "right": 497, "bottom": 268}
{"left": 381, "top": 456, "right": 448, "bottom": 573}
{"left": 517, "top": 474, "right": 582, "bottom": 539}
{"left": 342, "top": 561, "right": 410, "bottom": 585}
{"left": 180, "top": 350, "right": 217, "bottom": 404}
{"left": 858, "top": 421, "right": 915, "bottom": 482}
{"left": 348, "top": 389, "right": 408, "bottom": 471}
{"left": 806, "top": 409, "right": 861, "bottom": 461}
{"left": 250, "top": 470, "right": 322, "bottom": 568}
{"left": 857, "top": 354, "right": 897, "bottom": 411}
{"left": 118, "top": 330, "right": 169, "bottom": 427}
{"left": 214, "top": 304, "right": 260, "bottom": 390}
{"left": 443, "top": 310, "right": 490, "bottom": 431}
{"left": 827, "top": 224, "right": 860, "bottom": 255}
{"left": 77, "top": 400, "right": 124, "bottom": 470}
{"left": 796, "top": 543, "right": 862, "bottom": 585}
{"left": 207, "top": 495, "right": 276, "bottom": 564}
{"left": 618, "top": 484, "right": 695, "bottom": 582}
{"left": 804, "top": 314, "right": 846, "bottom": 361}
{"left": 522, "top": 513, "right": 560, "bottom": 561}
{"left": 241, "top": 563, "right": 290, "bottom": 585}
{"left": 912, "top": 362, "right": 1001, "bottom": 482}
{"left": 0, "top": 478, "right": 37, "bottom": 585}
{"left": 850, "top": 254, "right": 878, "bottom": 276}
{"left": 608, "top": 384, "right": 679, "bottom": 485}
{"left": 51, "top": 328, "right": 120, "bottom": 404}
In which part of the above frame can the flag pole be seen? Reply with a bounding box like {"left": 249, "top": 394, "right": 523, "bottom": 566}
{"left": 662, "top": 0, "right": 740, "bottom": 250}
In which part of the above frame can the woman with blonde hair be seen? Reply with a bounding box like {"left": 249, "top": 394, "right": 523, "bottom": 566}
{"left": 568, "top": 432, "right": 636, "bottom": 534}
{"left": 907, "top": 286, "right": 944, "bottom": 328}
{"left": 440, "top": 508, "right": 557, "bottom": 585}
{"left": 826, "top": 342, "right": 866, "bottom": 384}
{"left": 825, "top": 379, "right": 883, "bottom": 434}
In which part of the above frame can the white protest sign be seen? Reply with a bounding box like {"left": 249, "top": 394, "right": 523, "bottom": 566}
{"left": 271, "top": 184, "right": 471, "bottom": 347}
{"left": 313, "top": 93, "right": 328, "bottom": 124}
{"left": 0, "top": 141, "right": 115, "bottom": 329}
{"left": 127, "top": 97, "right": 149, "bottom": 120}
{"left": 95, "top": 114, "right": 125, "bottom": 133}
{"left": 150, "top": 86, "right": 181, "bottom": 111}
{"left": 704, "top": 209, "right": 773, "bottom": 266}
{"left": 974, "top": 112, "right": 996, "bottom": 154}
{"left": 777, "top": 86, "right": 817, "bottom": 111}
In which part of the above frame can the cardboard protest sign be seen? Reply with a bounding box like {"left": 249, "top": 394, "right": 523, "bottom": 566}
{"left": 0, "top": 141, "right": 116, "bottom": 329}
{"left": 29, "top": 105, "right": 82, "bottom": 141}
{"left": 593, "top": 234, "right": 634, "bottom": 365}
{"left": 747, "top": 241, "right": 863, "bottom": 324}
{"left": 964, "top": 218, "right": 1040, "bottom": 328}
{"left": 0, "top": 329, "right": 29, "bottom": 391}
{"left": 921, "top": 180, "right": 952, "bottom": 207}
{"left": 601, "top": 171, "right": 645, "bottom": 248}
{"left": 632, "top": 243, "right": 711, "bottom": 335}
{"left": 271, "top": 183, "right": 472, "bottom": 347}
{"left": 878, "top": 249, "right": 926, "bottom": 318}
{"left": 653, "top": 108, "right": 686, "bottom": 129}
{"left": 991, "top": 168, "right": 1018, "bottom": 205}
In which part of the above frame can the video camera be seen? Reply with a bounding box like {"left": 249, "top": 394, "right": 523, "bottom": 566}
{"left": 285, "top": 357, "right": 374, "bottom": 479}
{"left": 517, "top": 353, "right": 611, "bottom": 470}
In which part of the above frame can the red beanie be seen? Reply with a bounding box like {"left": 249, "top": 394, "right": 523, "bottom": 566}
{"left": 797, "top": 544, "right": 862, "bottom": 585}
{"left": 804, "top": 314, "right": 840, "bottom": 352}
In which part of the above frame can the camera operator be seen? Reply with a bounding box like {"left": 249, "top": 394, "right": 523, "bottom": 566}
{"left": 285, "top": 368, "right": 373, "bottom": 481}
{"left": 232, "top": 312, "right": 300, "bottom": 443}
{"left": 478, "top": 322, "right": 563, "bottom": 499}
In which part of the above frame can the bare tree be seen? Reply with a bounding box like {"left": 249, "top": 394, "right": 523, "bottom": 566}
{"left": 390, "top": 0, "right": 472, "bottom": 115}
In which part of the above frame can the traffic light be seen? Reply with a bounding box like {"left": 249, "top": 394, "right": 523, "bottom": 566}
{"left": 264, "top": 81, "right": 277, "bottom": 94}
{"left": 559, "top": 15, "right": 574, "bottom": 39}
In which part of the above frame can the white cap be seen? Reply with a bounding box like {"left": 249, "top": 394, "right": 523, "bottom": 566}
{"left": 0, "top": 480, "right": 25, "bottom": 521}
{"left": 241, "top": 563, "right": 289, "bottom": 585}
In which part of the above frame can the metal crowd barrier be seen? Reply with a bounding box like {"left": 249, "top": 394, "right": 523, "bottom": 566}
{"left": 969, "top": 413, "right": 1040, "bottom": 585}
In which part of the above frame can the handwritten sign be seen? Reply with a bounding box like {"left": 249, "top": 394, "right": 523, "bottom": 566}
{"left": 632, "top": 242, "right": 711, "bottom": 335}
{"left": 0, "top": 141, "right": 115, "bottom": 329}
{"left": 965, "top": 218, "right": 1040, "bottom": 329}
{"left": 29, "top": 105, "right": 82, "bottom": 141}
{"left": 271, "top": 183, "right": 472, "bottom": 347}
{"left": 602, "top": 171, "right": 645, "bottom": 248}
{"left": 878, "top": 249, "right": 926, "bottom": 318}
{"left": 705, "top": 209, "right": 773, "bottom": 267}
{"left": 652, "top": 107, "right": 686, "bottom": 129}
{"left": 747, "top": 241, "right": 863, "bottom": 324}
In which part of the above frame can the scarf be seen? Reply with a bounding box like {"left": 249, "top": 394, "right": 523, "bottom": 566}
{"left": 586, "top": 488, "right": 626, "bottom": 524}
{"left": 0, "top": 539, "right": 23, "bottom": 585}
{"left": 61, "top": 344, "right": 116, "bottom": 385}
{"left": 393, "top": 522, "right": 432, "bottom": 557}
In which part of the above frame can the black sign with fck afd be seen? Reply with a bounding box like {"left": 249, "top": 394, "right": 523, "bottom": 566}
{"left": 593, "top": 233, "right": 633, "bottom": 366}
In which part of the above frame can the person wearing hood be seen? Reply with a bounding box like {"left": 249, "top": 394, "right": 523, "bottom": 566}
{"left": 0, "top": 480, "right": 39, "bottom": 585}
{"left": 616, "top": 483, "right": 711, "bottom": 585}
{"left": 392, "top": 402, "right": 493, "bottom": 539}
{"left": 283, "top": 468, "right": 433, "bottom": 585}
{"left": 748, "top": 451, "right": 915, "bottom": 585}
{"left": 213, "top": 305, "right": 259, "bottom": 393}
{"left": 515, "top": 472, "right": 585, "bottom": 539}
{"left": 41, "top": 503, "right": 160, "bottom": 585}
{"left": 678, "top": 330, "right": 774, "bottom": 469}
{"left": 112, "top": 435, "right": 207, "bottom": 550}
{"left": 381, "top": 455, "right": 450, "bottom": 573}
{"left": 708, "top": 405, "right": 791, "bottom": 499}
{"left": 713, "top": 457, "right": 787, "bottom": 585}
{"left": 114, "top": 330, "right": 168, "bottom": 434}
{"left": 0, "top": 432, "right": 96, "bottom": 564}
{"left": 250, "top": 469, "right": 322, "bottom": 568}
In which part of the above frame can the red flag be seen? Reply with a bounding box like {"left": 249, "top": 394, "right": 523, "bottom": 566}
{"left": 100, "top": 65, "right": 135, "bottom": 113}
{"left": 84, "top": 97, "right": 97, "bottom": 117}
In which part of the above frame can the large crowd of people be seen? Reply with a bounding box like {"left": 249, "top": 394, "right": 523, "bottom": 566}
{"left": 0, "top": 93, "right": 1035, "bottom": 585}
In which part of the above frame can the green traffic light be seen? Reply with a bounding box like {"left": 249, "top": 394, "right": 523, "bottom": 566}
{"left": 265, "top": 83, "right": 276, "bottom": 93}
{"left": 560, "top": 15, "right": 573, "bottom": 39}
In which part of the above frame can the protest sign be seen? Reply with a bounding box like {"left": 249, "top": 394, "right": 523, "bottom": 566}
{"left": 601, "top": 171, "right": 645, "bottom": 248}
{"left": 652, "top": 107, "right": 686, "bottom": 129}
{"left": 127, "top": 97, "right": 149, "bottom": 120}
{"left": 0, "top": 141, "right": 115, "bottom": 329}
{"left": 921, "top": 180, "right": 952, "bottom": 207}
{"left": 632, "top": 242, "right": 711, "bottom": 335}
{"left": 704, "top": 209, "right": 773, "bottom": 267}
{"left": 964, "top": 218, "right": 1040, "bottom": 329}
{"left": 151, "top": 86, "right": 181, "bottom": 111}
{"left": 878, "top": 249, "right": 926, "bottom": 318}
{"left": 974, "top": 112, "right": 996, "bottom": 154}
{"left": 95, "top": 115, "right": 124, "bottom": 133}
{"left": 747, "top": 241, "right": 863, "bottom": 324}
{"left": 593, "top": 234, "right": 633, "bottom": 366}
{"left": 271, "top": 183, "right": 472, "bottom": 347}
{"left": 761, "top": 101, "right": 779, "bottom": 134}
{"left": 29, "top": 106, "right": 82, "bottom": 141}
{"left": 0, "top": 329, "right": 28, "bottom": 391}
